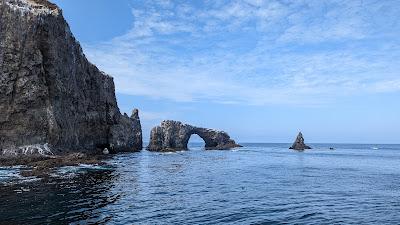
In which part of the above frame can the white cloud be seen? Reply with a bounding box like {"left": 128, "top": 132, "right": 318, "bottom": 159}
{"left": 140, "top": 110, "right": 171, "bottom": 121}
{"left": 372, "top": 79, "right": 400, "bottom": 93}
{"left": 83, "top": 0, "right": 400, "bottom": 107}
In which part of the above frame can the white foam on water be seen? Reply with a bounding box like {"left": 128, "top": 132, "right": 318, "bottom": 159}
{"left": 50, "top": 164, "right": 112, "bottom": 178}
{"left": 0, "top": 167, "right": 22, "bottom": 181}
{"left": 0, "top": 167, "right": 42, "bottom": 185}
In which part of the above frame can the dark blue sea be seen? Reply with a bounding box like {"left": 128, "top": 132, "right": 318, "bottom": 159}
{"left": 1, "top": 143, "right": 400, "bottom": 224}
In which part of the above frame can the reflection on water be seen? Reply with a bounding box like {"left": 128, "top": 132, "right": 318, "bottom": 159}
{"left": 1, "top": 143, "right": 400, "bottom": 224}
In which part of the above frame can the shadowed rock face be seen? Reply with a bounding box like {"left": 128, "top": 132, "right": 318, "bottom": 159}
{"left": 109, "top": 109, "right": 143, "bottom": 152}
{"left": 147, "top": 120, "right": 241, "bottom": 152}
{"left": 0, "top": 0, "right": 142, "bottom": 155}
{"left": 289, "top": 132, "right": 311, "bottom": 150}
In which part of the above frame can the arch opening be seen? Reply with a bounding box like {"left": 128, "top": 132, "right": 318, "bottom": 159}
{"left": 187, "top": 134, "right": 206, "bottom": 150}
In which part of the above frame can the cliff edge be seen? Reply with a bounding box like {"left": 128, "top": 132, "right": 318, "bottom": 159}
{"left": 0, "top": 0, "right": 142, "bottom": 155}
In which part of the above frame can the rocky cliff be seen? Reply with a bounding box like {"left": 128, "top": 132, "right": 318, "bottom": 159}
{"left": 0, "top": 0, "right": 142, "bottom": 155}
{"left": 147, "top": 120, "right": 241, "bottom": 151}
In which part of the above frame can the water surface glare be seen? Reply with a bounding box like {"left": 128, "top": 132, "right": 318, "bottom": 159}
{"left": 1, "top": 143, "right": 400, "bottom": 224}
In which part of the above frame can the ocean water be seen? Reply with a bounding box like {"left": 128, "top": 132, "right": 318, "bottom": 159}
{"left": 1, "top": 143, "right": 400, "bottom": 224}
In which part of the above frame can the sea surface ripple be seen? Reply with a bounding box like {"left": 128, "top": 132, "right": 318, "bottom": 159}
{"left": 1, "top": 143, "right": 400, "bottom": 224}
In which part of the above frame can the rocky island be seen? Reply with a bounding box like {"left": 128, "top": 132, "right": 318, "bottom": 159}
{"left": 0, "top": 0, "right": 142, "bottom": 157}
{"left": 147, "top": 120, "right": 241, "bottom": 152}
{"left": 289, "top": 132, "right": 311, "bottom": 151}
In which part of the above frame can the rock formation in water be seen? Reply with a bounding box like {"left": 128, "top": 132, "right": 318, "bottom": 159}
{"left": 289, "top": 132, "right": 311, "bottom": 150}
{"left": 0, "top": 0, "right": 142, "bottom": 156}
{"left": 109, "top": 109, "right": 143, "bottom": 152}
{"left": 147, "top": 120, "right": 242, "bottom": 151}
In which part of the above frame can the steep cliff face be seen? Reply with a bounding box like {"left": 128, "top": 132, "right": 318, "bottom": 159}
{"left": 0, "top": 0, "right": 142, "bottom": 155}
{"left": 147, "top": 120, "right": 241, "bottom": 152}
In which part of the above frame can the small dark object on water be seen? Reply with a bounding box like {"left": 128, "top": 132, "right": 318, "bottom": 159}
{"left": 329, "top": 147, "right": 335, "bottom": 150}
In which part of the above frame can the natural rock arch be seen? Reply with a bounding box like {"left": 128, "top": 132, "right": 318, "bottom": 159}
{"left": 147, "top": 120, "right": 241, "bottom": 151}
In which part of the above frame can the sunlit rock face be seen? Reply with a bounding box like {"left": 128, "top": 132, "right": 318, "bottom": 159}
{"left": 0, "top": 0, "right": 142, "bottom": 155}
{"left": 289, "top": 132, "right": 311, "bottom": 151}
{"left": 147, "top": 120, "right": 241, "bottom": 152}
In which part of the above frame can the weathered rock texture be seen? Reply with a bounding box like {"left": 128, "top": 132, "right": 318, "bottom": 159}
{"left": 109, "top": 109, "right": 142, "bottom": 152}
{"left": 147, "top": 120, "right": 241, "bottom": 152}
{"left": 0, "top": 0, "right": 142, "bottom": 155}
{"left": 289, "top": 132, "right": 311, "bottom": 150}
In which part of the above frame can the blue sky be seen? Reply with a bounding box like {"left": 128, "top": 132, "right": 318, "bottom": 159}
{"left": 53, "top": 0, "right": 400, "bottom": 144}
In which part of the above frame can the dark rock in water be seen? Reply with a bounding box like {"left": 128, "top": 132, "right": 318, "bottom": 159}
{"left": 131, "top": 109, "right": 143, "bottom": 150}
{"left": 0, "top": 0, "right": 142, "bottom": 156}
{"left": 147, "top": 120, "right": 242, "bottom": 152}
{"left": 289, "top": 132, "right": 311, "bottom": 150}
{"left": 109, "top": 109, "right": 143, "bottom": 152}
{"left": 0, "top": 152, "right": 108, "bottom": 178}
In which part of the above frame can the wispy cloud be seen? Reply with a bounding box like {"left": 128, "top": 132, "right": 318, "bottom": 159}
{"left": 83, "top": 0, "right": 400, "bottom": 106}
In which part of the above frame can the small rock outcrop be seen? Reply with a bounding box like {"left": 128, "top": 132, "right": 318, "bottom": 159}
{"left": 109, "top": 109, "right": 143, "bottom": 152}
{"left": 289, "top": 132, "right": 311, "bottom": 150}
{"left": 0, "top": 0, "right": 142, "bottom": 155}
{"left": 147, "top": 120, "right": 241, "bottom": 151}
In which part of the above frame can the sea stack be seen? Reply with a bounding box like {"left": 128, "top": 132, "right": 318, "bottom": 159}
{"left": 147, "top": 120, "right": 241, "bottom": 152}
{"left": 0, "top": 0, "right": 142, "bottom": 155}
{"left": 289, "top": 132, "right": 311, "bottom": 150}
